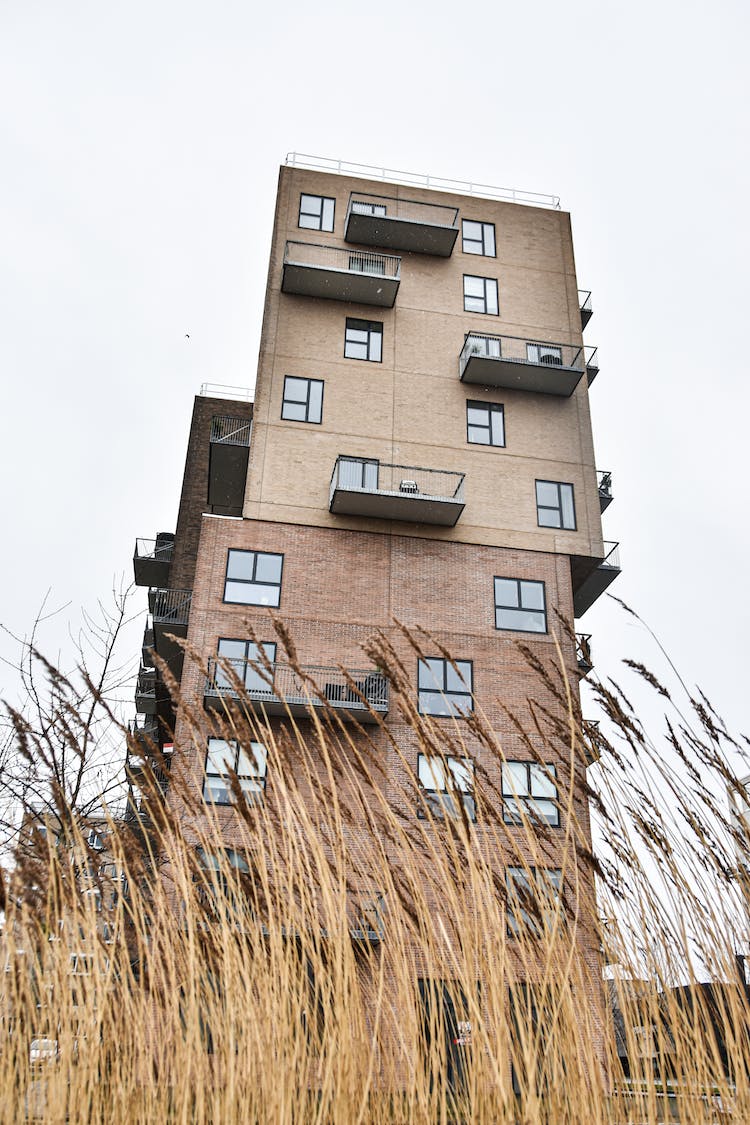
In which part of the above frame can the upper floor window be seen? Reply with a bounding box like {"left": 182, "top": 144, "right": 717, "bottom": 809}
{"left": 216, "top": 638, "right": 277, "bottom": 694}
{"left": 298, "top": 194, "right": 335, "bottom": 232}
{"left": 224, "top": 550, "right": 283, "bottom": 607}
{"left": 418, "top": 753, "right": 476, "bottom": 821}
{"left": 506, "top": 866, "right": 563, "bottom": 938}
{"left": 203, "top": 738, "right": 267, "bottom": 805}
{"left": 462, "top": 219, "right": 496, "bottom": 257}
{"left": 338, "top": 456, "right": 378, "bottom": 490}
{"left": 417, "top": 658, "right": 473, "bottom": 717}
{"left": 494, "top": 577, "right": 546, "bottom": 633}
{"left": 502, "top": 762, "right": 559, "bottom": 826}
{"left": 535, "top": 481, "right": 576, "bottom": 530}
{"left": 463, "top": 275, "right": 499, "bottom": 315}
{"left": 344, "top": 318, "right": 382, "bottom": 362}
{"left": 527, "top": 343, "right": 562, "bottom": 366}
{"left": 467, "top": 400, "right": 505, "bottom": 447}
{"left": 282, "top": 376, "right": 323, "bottom": 424}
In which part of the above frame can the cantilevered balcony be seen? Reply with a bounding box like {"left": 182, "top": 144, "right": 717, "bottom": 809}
{"left": 345, "top": 193, "right": 459, "bottom": 256}
{"left": 133, "top": 535, "right": 174, "bottom": 587}
{"left": 576, "top": 634, "right": 593, "bottom": 677}
{"left": 209, "top": 415, "right": 251, "bottom": 513}
{"left": 572, "top": 542, "right": 621, "bottom": 618}
{"left": 128, "top": 718, "right": 160, "bottom": 755}
{"left": 148, "top": 589, "right": 191, "bottom": 675}
{"left": 141, "top": 625, "right": 155, "bottom": 668}
{"left": 579, "top": 290, "right": 593, "bottom": 330}
{"left": 582, "top": 720, "right": 601, "bottom": 767}
{"left": 329, "top": 457, "right": 465, "bottom": 526}
{"left": 585, "top": 346, "right": 599, "bottom": 385}
{"left": 126, "top": 750, "right": 171, "bottom": 795}
{"left": 135, "top": 666, "right": 157, "bottom": 715}
{"left": 282, "top": 241, "right": 400, "bottom": 307}
{"left": 204, "top": 659, "right": 389, "bottom": 724}
{"left": 597, "top": 470, "right": 613, "bottom": 513}
{"left": 459, "top": 333, "right": 585, "bottom": 396}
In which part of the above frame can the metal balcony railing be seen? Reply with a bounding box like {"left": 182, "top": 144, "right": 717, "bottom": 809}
{"left": 284, "top": 241, "right": 400, "bottom": 280}
{"left": 148, "top": 589, "right": 192, "bottom": 627}
{"left": 597, "top": 470, "right": 613, "bottom": 512}
{"left": 585, "top": 346, "right": 599, "bottom": 383}
{"left": 200, "top": 382, "right": 253, "bottom": 401}
{"left": 578, "top": 290, "right": 593, "bottom": 328}
{"left": 460, "top": 333, "right": 584, "bottom": 378}
{"left": 576, "top": 634, "right": 593, "bottom": 675}
{"left": 210, "top": 416, "right": 251, "bottom": 446}
{"left": 601, "top": 542, "right": 621, "bottom": 570}
{"left": 205, "top": 659, "right": 389, "bottom": 719}
{"left": 128, "top": 718, "right": 159, "bottom": 746}
{"left": 348, "top": 193, "right": 459, "bottom": 229}
{"left": 126, "top": 752, "right": 171, "bottom": 795}
{"left": 330, "top": 459, "right": 465, "bottom": 503}
{"left": 134, "top": 538, "right": 174, "bottom": 565}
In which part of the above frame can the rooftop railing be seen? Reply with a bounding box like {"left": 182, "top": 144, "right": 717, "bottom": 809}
{"left": 205, "top": 659, "right": 389, "bottom": 717}
{"left": 210, "top": 415, "right": 252, "bottom": 446}
{"left": 330, "top": 459, "right": 465, "bottom": 504}
{"left": 285, "top": 153, "right": 561, "bottom": 210}
{"left": 148, "top": 589, "right": 192, "bottom": 627}
{"left": 459, "top": 333, "right": 584, "bottom": 377}
{"left": 200, "top": 383, "right": 254, "bottom": 401}
{"left": 283, "top": 241, "right": 401, "bottom": 280}
{"left": 347, "top": 193, "right": 459, "bottom": 229}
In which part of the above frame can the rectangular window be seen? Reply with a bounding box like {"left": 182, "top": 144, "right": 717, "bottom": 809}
{"left": 506, "top": 866, "right": 563, "bottom": 937}
{"left": 348, "top": 252, "right": 386, "bottom": 275}
{"left": 216, "top": 638, "right": 277, "bottom": 694}
{"left": 344, "top": 318, "right": 382, "bottom": 362}
{"left": 527, "top": 343, "right": 563, "bottom": 366}
{"left": 417, "top": 658, "right": 473, "bottom": 717}
{"left": 467, "top": 400, "right": 505, "bottom": 447}
{"left": 281, "top": 376, "right": 323, "bottom": 424}
{"left": 494, "top": 577, "right": 546, "bottom": 633}
{"left": 351, "top": 200, "right": 387, "bottom": 217}
{"left": 463, "top": 275, "right": 499, "bottom": 315}
{"left": 502, "top": 762, "right": 559, "bottom": 826}
{"left": 298, "top": 193, "right": 335, "bottom": 232}
{"left": 203, "top": 738, "right": 267, "bottom": 805}
{"left": 535, "top": 481, "right": 576, "bottom": 530}
{"left": 223, "top": 550, "right": 283, "bottom": 606}
{"left": 338, "top": 456, "right": 379, "bottom": 490}
{"left": 462, "top": 219, "right": 496, "bottom": 257}
{"left": 417, "top": 753, "right": 476, "bottom": 821}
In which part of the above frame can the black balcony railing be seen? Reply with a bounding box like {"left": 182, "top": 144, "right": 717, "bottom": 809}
{"left": 281, "top": 241, "right": 401, "bottom": 307}
{"left": 133, "top": 535, "right": 174, "bottom": 587}
{"left": 210, "top": 416, "right": 252, "bottom": 446}
{"left": 148, "top": 589, "right": 192, "bottom": 628}
{"left": 579, "top": 289, "right": 593, "bottom": 329}
{"left": 329, "top": 457, "right": 465, "bottom": 526}
{"left": 585, "top": 346, "right": 599, "bottom": 384}
{"left": 597, "top": 470, "right": 613, "bottom": 512}
{"left": 459, "top": 332, "right": 585, "bottom": 396}
{"left": 345, "top": 193, "right": 459, "bottom": 256}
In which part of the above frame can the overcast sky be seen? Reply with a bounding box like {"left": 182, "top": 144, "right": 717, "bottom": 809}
{"left": 1, "top": 0, "right": 749, "bottom": 749}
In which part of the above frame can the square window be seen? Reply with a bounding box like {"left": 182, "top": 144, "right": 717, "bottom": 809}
{"left": 462, "top": 219, "right": 496, "bottom": 257}
{"left": 506, "top": 866, "right": 562, "bottom": 937}
{"left": 203, "top": 737, "right": 267, "bottom": 805}
{"left": 535, "top": 481, "right": 576, "bottom": 530}
{"left": 467, "top": 400, "right": 505, "bottom": 447}
{"left": 463, "top": 275, "right": 499, "bottom": 315}
{"left": 344, "top": 318, "right": 382, "bottom": 362}
{"left": 418, "top": 753, "right": 475, "bottom": 821}
{"left": 417, "top": 658, "right": 473, "bottom": 717}
{"left": 298, "top": 194, "right": 335, "bottom": 232}
{"left": 502, "top": 762, "right": 559, "bottom": 826}
{"left": 281, "top": 376, "right": 324, "bottom": 424}
{"left": 494, "top": 577, "right": 546, "bottom": 633}
{"left": 216, "top": 638, "right": 277, "bottom": 695}
{"left": 223, "top": 550, "right": 283, "bottom": 606}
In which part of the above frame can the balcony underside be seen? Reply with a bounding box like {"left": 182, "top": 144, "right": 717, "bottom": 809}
{"left": 208, "top": 442, "right": 249, "bottom": 513}
{"left": 330, "top": 487, "right": 464, "bottom": 527}
{"left": 571, "top": 555, "right": 622, "bottom": 618}
{"left": 204, "top": 688, "right": 386, "bottom": 725}
{"left": 460, "top": 354, "right": 584, "bottom": 396}
{"left": 345, "top": 212, "right": 458, "bottom": 256}
{"left": 281, "top": 263, "right": 399, "bottom": 307}
{"left": 133, "top": 556, "right": 171, "bottom": 588}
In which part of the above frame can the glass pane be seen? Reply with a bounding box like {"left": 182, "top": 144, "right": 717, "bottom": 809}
{"left": 464, "top": 276, "right": 484, "bottom": 297}
{"left": 497, "top": 607, "right": 545, "bottom": 632}
{"left": 321, "top": 198, "right": 335, "bottom": 231}
{"left": 527, "top": 344, "right": 540, "bottom": 363}
{"left": 490, "top": 410, "right": 504, "bottom": 445}
{"left": 345, "top": 340, "right": 367, "bottom": 360}
{"left": 281, "top": 401, "right": 307, "bottom": 422}
{"left": 204, "top": 778, "right": 230, "bottom": 804}
{"left": 255, "top": 553, "right": 282, "bottom": 583}
{"left": 369, "top": 331, "right": 382, "bottom": 362}
{"left": 418, "top": 659, "right": 444, "bottom": 690}
{"left": 224, "top": 580, "right": 253, "bottom": 603}
{"left": 243, "top": 643, "right": 275, "bottom": 693}
{"left": 520, "top": 581, "right": 545, "bottom": 610}
{"left": 450, "top": 693, "right": 473, "bottom": 716}
{"left": 467, "top": 406, "right": 488, "bottom": 426}
{"left": 537, "top": 509, "right": 560, "bottom": 529}
{"left": 419, "top": 755, "right": 446, "bottom": 790}
{"left": 226, "top": 550, "right": 254, "bottom": 581}
{"left": 530, "top": 764, "right": 557, "bottom": 799}
{"left": 483, "top": 225, "right": 496, "bottom": 256}
{"left": 298, "top": 214, "right": 319, "bottom": 230}
{"left": 300, "top": 194, "right": 321, "bottom": 217}
{"left": 494, "top": 578, "right": 519, "bottom": 608}
{"left": 503, "top": 762, "right": 530, "bottom": 797}
{"left": 449, "top": 757, "right": 474, "bottom": 793}
{"left": 246, "top": 583, "right": 281, "bottom": 607}
{"left": 218, "top": 639, "right": 247, "bottom": 660}
{"left": 419, "top": 691, "right": 449, "bottom": 716}
{"left": 236, "top": 741, "right": 267, "bottom": 779}
{"left": 339, "top": 458, "right": 364, "bottom": 488}
{"left": 530, "top": 798, "right": 558, "bottom": 825}
{"left": 486, "top": 281, "right": 499, "bottom": 315}
{"left": 535, "top": 481, "right": 558, "bottom": 507}
{"left": 467, "top": 425, "right": 489, "bottom": 444}
{"left": 464, "top": 296, "right": 485, "bottom": 313}
{"left": 446, "top": 661, "right": 471, "bottom": 693}
{"left": 561, "top": 485, "right": 576, "bottom": 528}
{"left": 486, "top": 337, "right": 501, "bottom": 357}
{"left": 206, "top": 739, "right": 235, "bottom": 776}
{"left": 284, "top": 377, "right": 308, "bottom": 403}
{"left": 308, "top": 381, "right": 323, "bottom": 423}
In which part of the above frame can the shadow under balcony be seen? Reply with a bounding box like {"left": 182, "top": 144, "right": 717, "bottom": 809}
{"left": 282, "top": 241, "right": 400, "bottom": 307}
{"left": 133, "top": 535, "right": 174, "bottom": 587}
{"left": 459, "top": 333, "right": 585, "bottom": 396}
{"left": 571, "top": 542, "right": 621, "bottom": 618}
{"left": 579, "top": 289, "right": 593, "bottom": 330}
{"left": 209, "top": 415, "right": 251, "bottom": 514}
{"left": 204, "top": 660, "right": 389, "bottom": 724}
{"left": 329, "top": 457, "right": 465, "bottom": 526}
{"left": 345, "top": 193, "right": 459, "bottom": 257}
{"left": 598, "top": 470, "right": 613, "bottom": 513}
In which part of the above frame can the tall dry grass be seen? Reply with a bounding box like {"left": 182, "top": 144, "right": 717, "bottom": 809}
{"left": 2, "top": 610, "right": 749, "bottom": 1123}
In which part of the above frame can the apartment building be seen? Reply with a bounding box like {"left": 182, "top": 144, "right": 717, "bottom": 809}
{"left": 129, "top": 154, "right": 620, "bottom": 1077}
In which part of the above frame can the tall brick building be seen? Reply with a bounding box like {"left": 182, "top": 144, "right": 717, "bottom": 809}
{"left": 129, "top": 154, "right": 619, "bottom": 1072}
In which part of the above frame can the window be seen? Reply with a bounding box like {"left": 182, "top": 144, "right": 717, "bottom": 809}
{"left": 344, "top": 318, "right": 382, "bottom": 362}
{"left": 506, "top": 867, "right": 563, "bottom": 937}
{"left": 463, "top": 275, "right": 499, "bottom": 315}
{"left": 86, "top": 829, "right": 104, "bottom": 851}
{"left": 223, "top": 550, "right": 283, "bottom": 606}
{"left": 298, "top": 194, "right": 335, "bottom": 232}
{"left": 535, "top": 481, "right": 576, "bottom": 530}
{"left": 348, "top": 252, "right": 386, "bottom": 275}
{"left": 418, "top": 753, "right": 476, "bottom": 821}
{"left": 494, "top": 578, "right": 546, "bottom": 633}
{"left": 502, "top": 762, "right": 559, "bottom": 826}
{"left": 417, "top": 658, "right": 473, "bottom": 717}
{"left": 216, "top": 638, "right": 277, "bottom": 694}
{"left": 351, "top": 200, "right": 387, "bottom": 217}
{"left": 281, "top": 376, "right": 323, "bottom": 424}
{"left": 527, "top": 343, "right": 562, "bottom": 366}
{"left": 467, "top": 401, "right": 505, "bottom": 447}
{"left": 203, "top": 738, "right": 267, "bottom": 805}
{"left": 462, "top": 219, "right": 496, "bottom": 257}
{"left": 338, "top": 457, "right": 379, "bottom": 490}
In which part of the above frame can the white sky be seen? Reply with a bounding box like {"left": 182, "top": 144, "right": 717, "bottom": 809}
{"left": 1, "top": 0, "right": 749, "bottom": 746}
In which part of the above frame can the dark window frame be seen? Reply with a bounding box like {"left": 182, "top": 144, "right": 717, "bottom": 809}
{"left": 463, "top": 274, "right": 499, "bottom": 316}
{"left": 216, "top": 637, "right": 277, "bottom": 692}
{"left": 281, "top": 376, "right": 324, "bottom": 425}
{"left": 298, "top": 193, "right": 335, "bottom": 233}
{"left": 466, "top": 400, "right": 505, "bottom": 447}
{"left": 203, "top": 737, "right": 268, "bottom": 806}
{"left": 506, "top": 866, "right": 563, "bottom": 938}
{"left": 344, "top": 318, "right": 383, "bottom": 363}
{"left": 417, "top": 752, "right": 476, "bottom": 823}
{"left": 417, "top": 658, "right": 474, "bottom": 718}
{"left": 494, "top": 577, "right": 547, "bottom": 634}
{"left": 501, "top": 761, "right": 559, "bottom": 827}
{"left": 223, "top": 550, "right": 284, "bottom": 607}
{"left": 461, "top": 219, "right": 496, "bottom": 257}
{"left": 535, "top": 480, "right": 576, "bottom": 531}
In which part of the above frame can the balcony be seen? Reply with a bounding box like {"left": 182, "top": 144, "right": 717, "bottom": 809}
{"left": 345, "top": 193, "right": 459, "bottom": 257}
{"left": 133, "top": 535, "right": 174, "bottom": 587}
{"left": 126, "top": 750, "right": 171, "bottom": 796}
{"left": 209, "top": 415, "right": 251, "bottom": 514}
{"left": 459, "top": 333, "right": 585, "bottom": 397}
{"left": 582, "top": 720, "right": 601, "bottom": 767}
{"left": 281, "top": 241, "right": 400, "bottom": 307}
{"left": 148, "top": 589, "right": 191, "bottom": 675}
{"left": 597, "top": 470, "right": 613, "bottom": 513}
{"left": 135, "top": 666, "right": 157, "bottom": 715}
{"left": 576, "top": 634, "right": 593, "bottom": 677}
{"left": 579, "top": 290, "right": 593, "bottom": 330}
{"left": 572, "top": 542, "right": 621, "bottom": 618}
{"left": 585, "top": 346, "right": 599, "bottom": 385}
{"left": 204, "top": 659, "right": 389, "bottom": 724}
{"left": 128, "top": 718, "right": 160, "bottom": 755}
{"left": 141, "top": 625, "right": 155, "bottom": 668}
{"left": 329, "top": 458, "right": 465, "bottom": 527}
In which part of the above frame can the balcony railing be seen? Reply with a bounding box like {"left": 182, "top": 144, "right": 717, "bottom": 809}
{"left": 329, "top": 458, "right": 465, "bottom": 526}
{"left": 128, "top": 718, "right": 160, "bottom": 754}
{"left": 126, "top": 751, "right": 171, "bottom": 795}
{"left": 572, "top": 542, "right": 622, "bottom": 618}
{"left": 204, "top": 659, "right": 389, "bottom": 724}
{"left": 135, "top": 666, "right": 156, "bottom": 715}
{"left": 585, "top": 346, "right": 599, "bottom": 384}
{"left": 148, "top": 589, "right": 192, "bottom": 630}
{"left": 597, "top": 470, "right": 613, "bottom": 513}
{"left": 133, "top": 536, "right": 174, "bottom": 587}
{"left": 459, "top": 333, "right": 585, "bottom": 397}
{"left": 576, "top": 634, "right": 593, "bottom": 677}
{"left": 210, "top": 416, "right": 251, "bottom": 446}
{"left": 281, "top": 241, "right": 400, "bottom": 307}
{"left": 578, "top": 290, "right": 593, "bottom": 329}
{"left": 345, "top": 193, "right": 459, "bottom": 256}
